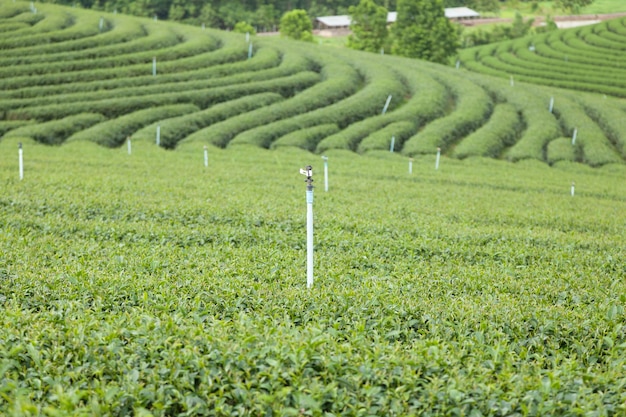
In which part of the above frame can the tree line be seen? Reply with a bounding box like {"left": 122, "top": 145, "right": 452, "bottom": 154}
{"left": 40, "top": 0, "right": 508, "bottom": 31}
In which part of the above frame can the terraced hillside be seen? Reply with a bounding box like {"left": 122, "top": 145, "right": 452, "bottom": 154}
{"left": 1, "top": 1, "right": 626, "bottom": 167}
{"left": 459, "top": 17, "right": 626, "bottom": 98}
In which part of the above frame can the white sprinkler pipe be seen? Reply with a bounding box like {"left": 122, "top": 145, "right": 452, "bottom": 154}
{"left": 18, "top": 142, "right": 23, "bottom": 180}
{"left": 300, "top": 166, "right": 314, "bottom": 288}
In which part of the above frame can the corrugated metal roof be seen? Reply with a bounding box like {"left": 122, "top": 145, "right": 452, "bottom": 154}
{"left": 444, "top": 7, "right": 480, "bottom": 18}
{"left": 317, "top": 15, "right": 351, "bottom": 27}
{"left": 317, "top": 8, "right": 479, "bottom": 28}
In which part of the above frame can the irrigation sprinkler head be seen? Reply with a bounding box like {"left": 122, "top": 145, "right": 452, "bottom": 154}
{"left": 18, "top": 142, "right": 22, "bottom": 149}
{"left": 437, "top": 147, "right": 441, "bottom": 152}
{"left": 321, "top": 156, "right": 328, "bottom": 161}
{"left": 300, "top": 165, "right": 313, "bottom": 189}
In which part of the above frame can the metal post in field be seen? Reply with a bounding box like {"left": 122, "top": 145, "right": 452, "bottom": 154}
{"left": 18, "top": 142, "right": 23, "bottom": 180}
{"left": 299, "top": 166, "right": 314, "bottom": 288}
{"left": 322, "top": 156, "right": 328, "bottom": 192}
{"left": 381, "top": 95, "right": 392, "bottom": 115}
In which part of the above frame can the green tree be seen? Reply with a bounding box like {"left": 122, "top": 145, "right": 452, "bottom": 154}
{"left": 555, "top": 0, "right": 594, "bottom": 13}
{"left": 198, "top": 3, "right": 220, "bottom": 27}
{"left": 279, "top": 9, "right": 314, "bottom": 42}
{"left": 510, "top": 12, "right": 534, "bottom": 38}
{"left": 391, "top": 0, "right": 459, "bottom": 64}
{"left": 347, "top": 0, "right": 389, "bottom": 53}
{"left": 255, "top": 4, "right": 279, "bottom": 32}
{"left": 233, "top": 21, "right": 256, "bottom": 35}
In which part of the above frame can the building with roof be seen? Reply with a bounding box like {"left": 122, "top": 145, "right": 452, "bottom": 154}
{"left": 316, "top": 7, "right": 480, "bottom": 32}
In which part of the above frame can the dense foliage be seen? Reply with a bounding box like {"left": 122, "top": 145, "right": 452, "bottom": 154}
{"left": 1, "top": 138, "right": 625, "bottom": 416}
{"left": 279, "top": 9, "right": 314, "bottom": 42}
{"left": 458, "top": 16, "right": 626, "bottom": 97}
{"left": 391, "top": 0, "right": 459, "bottom": 64}
{"left": 1, "top": 0, "right": 625, "bottom": 169}
{"left": 347, "top": 0, "right": 389, "bottom": 53}
{"left": 33, "top": 0, "right": 508, "bottom": 29}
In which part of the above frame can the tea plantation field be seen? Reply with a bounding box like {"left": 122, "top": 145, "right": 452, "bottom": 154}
{"left": 459, "top": 16, "right": 626, "bottom": 98}
{"left": 2, "top": 0, "right": 626, "bottom": 415}
{"left": 1, "top": 137, "right": 626, "bottom": 415}
{"left": 1, "top": 1, "right": 626, "bottom": 167}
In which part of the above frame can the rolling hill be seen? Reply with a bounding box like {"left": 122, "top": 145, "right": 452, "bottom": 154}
{"left": 1, "top": 0, "right": 625, "bottom": 169}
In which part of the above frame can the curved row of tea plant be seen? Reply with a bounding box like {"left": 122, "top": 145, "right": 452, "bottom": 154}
{"left": 0, "top": 0, "right": 625, "bottom": 167}
{"left": 459, "top": 17, "right": 626, "bottom": 98}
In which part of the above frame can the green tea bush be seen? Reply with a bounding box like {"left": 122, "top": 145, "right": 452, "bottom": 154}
{"left": 606, "top": 18, "right": 626, "bottom": 36}
{"left": 66, "top": 104, "right": 197, "bottom": 147}
{"left": 0, "top": 120, "right": 34, "bottom": 137}
{"left": 553, "top": 97, "right": 622, "bottom": 166}
{"left": 357, "top": 121, "right": 415, "bottom": 153}
{"left": 271, "top": 124, "right": 340, "bottom": 151}
{"left": 0, "top": 21, "right": 28, "bottom": 32}
{"left": 582, "top": 98, "right": 626, "bottom": 158}
{"left": 0, "top": 47, "right": 282, "bottom": 109}
{"left": 133, "top": 93, "right": 284, "bottom": 149}
{"left": 317, "top": 61, "right": 447, "bottom": 153}
{"left": 402, "top": 75, "right": 493, "bottom": 155}
{"left": 581, "top": 30, "right": 626, "bottom": 51}
{"left": 453, "top": 104, "right": 522, "bottom": 159}
{"left": 184, "top": 58, "right": 359, "bottom": 147}
{"left": 229, "top": 60, "right": 407, "bottom": 149}
{"left": 0, "top": 2, "right": 29, "bottom": 18}
{"left": 1, "top": 140, "right": 625, "bottom": 415}
{"left": 4, "top": 112, "right": 106, "bottom": 145}
{"left": 6, "top": 71, "right": 319, "bottom": 121}
{"left": 0, "top": 26, "right": 182, "bottom": 76}
{"left": 1, "top": 8, "right": 72, "bottom": 38}
{"left": 0, "top": 45, "right": 288, "bottom": 101}
{"left": 0, "top": 39, "right": 239, "bottom": 91}
{"left": 0, "top": 16, "right": 146, "bottom": 59}
{"left": 460, "top": 74, "right": 561, "bottom": 163}
{"left": 546, "top": 137, "right": 577, "bottom": 164}
{"left": 0, "top": 10, "right": 100, "bottom": 49}
{"left": 460, "top": 19, "right": 626, "bottom": 97}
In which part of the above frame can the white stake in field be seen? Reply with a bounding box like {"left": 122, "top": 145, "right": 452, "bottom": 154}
{"left": 156, "top": 124, "right": 161, "bottom": 146}
{"left": 435, "top": 147, "right": 441, "bottom": 170}
{"left": 571, "top": 181, "right": 575, "bottom": 197}
{"left": 409, "top": 158, "right": 413, "bottom": 174}
{"left": 322, "top": 156, "right": 328, "bottom": 192}
{"left": 127, "top": 137, "right": 132, "bottom": 155}
{"left": 203, "top": 146, "right": 208, "bottom": 168}
{"left": 381, "top": 95, "right": 392, "bottom": 115}
{"left": 300, "top": 166, "right": 314, "bottom": 288}
{"left": 390, "top": 135, "right": 395, "bottom": 153}
{"left": 18, "top": 142, "right": 23, "bottom": 180}
{"left": 572, "top": 128, "right": 578, "bottom": 145}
